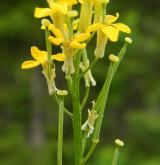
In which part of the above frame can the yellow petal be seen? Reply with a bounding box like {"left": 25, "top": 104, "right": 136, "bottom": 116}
{"left": 112, "top": 23, "right": 131, "bottom": 33}
{"left": 73, "top": 33, "right": 90, "bottom": 42}
{"left": 51, "top": 3, "right": 68, "bottom": 15}
{"left": 86, "top": 23, "right": 102, "bottom": 33}
{"left": 78, "top": 0, "right": 84, "bottom": 4}
{"left": 101, "top": 25, "right": 119, "bottom": 42}
{"left": 21, "top": 61, "right": 40, "bottom": 69}
{"left": 69, "top": 41, "right": 86, "bottom": 49}
{"left": 51, "top": 53, "right": 65, "bottom": 61}
{"left": 31, "top": 46, "right": 47, "bottom": 63}
{"left": 48, "top": 24, "right": 63, "bottom": 38}
{"left": 34, "top": 8, "right": 52, "bottom": 18}
{"left": 48, "top": 36, "right": 63, "bottom": 45}
{"left": 59, "top": 0, "right": 78, "bottom": 5}
{"left": 105, "top": 12, "right": 119, "bottom": 24}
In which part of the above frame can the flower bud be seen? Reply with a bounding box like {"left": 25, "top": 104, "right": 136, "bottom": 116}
{"left": 115, "top": 139, "right": 124, "bottom": 147}
{"left": 57, "top": 90, "right": 68, "bottom": 96}
{"left": 41, "top": 19, "right": 51, "bottom": 27}
{"left": 109, "top": 54, "right": 119, "bottom": 62}
{"left": 125, "top": 37, "right": 132, "bottom": 44}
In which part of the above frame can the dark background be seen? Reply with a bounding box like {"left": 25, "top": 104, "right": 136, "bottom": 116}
{"left": 0, "top": 0, "right": 160, "bottom": 164}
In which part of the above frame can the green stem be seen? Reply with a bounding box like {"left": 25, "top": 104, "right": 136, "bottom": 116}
{"left": 81, "top": 87, "right": 90, "bottom": 111}
{"left": 81, "top": 141, "right": 98, "bottom": 164}
{"left": 64, "top": 108, "right": 73, "bottom": 118}
{"left": 54, "top": 94, "right": 73, "bottom": 119}
{"left": 112, "top": 146, "right": 120, "bottom": 165}
{"left": 66, "top": 75, "right": 73, "bottom": 95}
{"left": 72, "top": 52, "right": 83, "bottom": 165}
{"left": 45, "top": 29, "right": 52, "bottom": 62}
{"left": 57, "top": 98, "right": 64, "bottom": 165}
{"left": 112, "top": 43, "right": 128, "bottom": 77}
{"left": 45, "top": 28, "right": 52, "bottom": 81}
{"left": 82, "top": 131, "right": 88, "bottom": 154}
{"left": 93, "top": 62, "right": 114, "bottom": 141}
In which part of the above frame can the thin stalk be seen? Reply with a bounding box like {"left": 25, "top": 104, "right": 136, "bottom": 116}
{"left": 81, "top": 141, "right": 98, "bottom": 164}
{"left": 82, "top": 131, "right": 88, "bottom": 154}
{"left": 93, "top": 62, "right": 114, "bottom": 141}
{"left": 54, "top": 94, "right": 73, "bottom": 119}
{"left": 66, "top": 75, "right": 73, "bottom": 95}
{"left": 112, "top": 43, "right": 128, "bottom": 77}
{"left": 112, "top": 146, "right": 120, "bottom": 165}
{"left": 81, "top": 87, "right": 90, "bottom": 111}
{"left": 57, "top": 98, "right": 64, "bottom": 165}
{"left": 45, "top": 29, "right": 52, "bottom": 62}
{"left": 72, "top": 52, "right": 83, "bottom": 165}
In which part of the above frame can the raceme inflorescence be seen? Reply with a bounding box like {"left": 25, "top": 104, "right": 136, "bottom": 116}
{"left": 21, "top": 0, "right": 132, "bottom": 165}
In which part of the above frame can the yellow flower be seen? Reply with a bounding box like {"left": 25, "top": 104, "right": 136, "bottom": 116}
{"left": 62, "top": 32, "right": 90, "bottom": 74}
{"left": 47, "top": 22, "right": 90, "bottom": 74}
{"left": 87, "top": 13, "right": 131, "bottom": 42}
{"left": 48, "top": 23, "right": 90, "bottom": 49}
{"left": 21, "top": 46, "right": 65, "bottom": 69}
{"left": 86, "top": 13, "right": 131, "bottom": 58}
{"left": 101, "top": 13, "right": 131, "bottom": 41}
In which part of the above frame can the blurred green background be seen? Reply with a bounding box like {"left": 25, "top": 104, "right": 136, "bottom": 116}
{"left": 0, "top": 0, "right": 160, "bottom": 165}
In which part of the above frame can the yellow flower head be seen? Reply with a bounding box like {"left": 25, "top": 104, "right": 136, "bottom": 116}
{"left": 101, "top": 13, "right": 131, "bottom": 42}
{"left": 21, "top": 46, "right": 65, "bottom": 69}
{"left": 87, "top": 13, "right": 131, "bottom": 42}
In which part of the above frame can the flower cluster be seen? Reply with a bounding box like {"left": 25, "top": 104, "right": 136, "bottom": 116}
{"left": 22, "top": 0, "right": 131, "bottom": 95}
{"left": 21, "top": 1, "right": 132, "bottom": 164}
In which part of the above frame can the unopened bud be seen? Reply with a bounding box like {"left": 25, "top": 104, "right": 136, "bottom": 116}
{"left": 125, "top": 37, "right": 132, "bottom": 44}
{"left": 115, "top": 139, "right": 124, "bottom": 147}
{"left": 109, "top": 54, "right": 119, "bottom": 62}
{"left": 57, "top": 90, "right": 68, "bottom": 96}
{"left": 41, "top": 19, "right": 51, "bottom": 27}
{"left": 68, "top": 10, "right": 78, "bottom": 17}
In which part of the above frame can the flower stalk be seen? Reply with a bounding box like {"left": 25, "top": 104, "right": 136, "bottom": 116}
{"left": 112, "top": 139, "right": 124, "bottom": 165}
{"left": 57, "top": 97, "right": 64, "bottom": 165}
{"left": 72, "top": 52, "right": 83, "bottom": 165}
